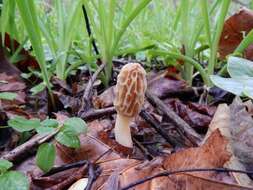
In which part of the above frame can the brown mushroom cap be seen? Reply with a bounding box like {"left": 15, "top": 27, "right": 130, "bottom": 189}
{"left": 114, "top": 63, "right": 147, "bottom": 117}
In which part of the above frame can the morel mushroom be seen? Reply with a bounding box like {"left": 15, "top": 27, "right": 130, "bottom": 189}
{"left": 114, "top": 63, "right": 147, "bottom": 148}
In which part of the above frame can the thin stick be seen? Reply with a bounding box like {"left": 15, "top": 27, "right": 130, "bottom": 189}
{"left": 145, "top": 91, "right": 202, "bottom": 146}
{"left": 42, "top": 160, "right": 87, "bottom": 177}
{"left": 80, "top": 105, "right": 116, "bottom": 120}
{"left": 82, "top": 5, "right": 100, "bottom": 56}
{"left": 133, "top": 137, "right": 154, "bottom": 160}
{"left": 48, "top": 163, "right": 88, "bottom": 190}
{"left": 159, "top": 87, "right": 204, "bottom": 99}
{"left": 139, "top": 110, "right": 179, "bottom": 147}
{"left": 85, "top": 163, "right": 100, "bottom": 190}
{"left": 1, "top": 129, "right": 58, "bottom": 162}
{"left": 121, "top": 168, "right": 253, "bottom": 190}
{"left": 78, "top": 62, "right": 106, "bottom": 115}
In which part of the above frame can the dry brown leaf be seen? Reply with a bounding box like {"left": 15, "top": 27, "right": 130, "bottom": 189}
{"left": 219, "top": 8, "right": 253, "bottom": 60}
{"left": 204, "top": 99, "right": 253, "bottom": 187}
{"left": 147, "top": 70, "right": 186, "bottom": 98}
{"left": 93, "top": 86, "right": 115, "bottom": 109}
{"left": 95, "top": 130, "right": 250, "bottom": 189}
{"left": 163, "top": 130, "right": 231, "bottom": 179}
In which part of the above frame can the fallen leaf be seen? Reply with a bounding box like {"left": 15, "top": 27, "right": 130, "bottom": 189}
{"left": 204, "top": 99, "right": 253, "bottom": 187}
{"left": 4, "top": 33, "right": 39, "bottom": 71}
{"left": 0, "top": 43, "right": 21, "bottom": 76}
{"left": 97, "top": 130, "right": 249, "bottom": 189}
{"left": 219, "top": 8, "right": 253, "bottom": 60}
{"left": 0, "top": 73, "right": 28, "bottom": 119}
{"left": 93, "top": 86, "right": 115, "bottom": 109}
{"left": 147, "top": 70, "right": 186, "bottom": 98}
{"left": 164, "top": 99, "right": 215, "bottom": 132}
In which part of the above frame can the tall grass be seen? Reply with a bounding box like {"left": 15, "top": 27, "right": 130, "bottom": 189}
{"left": 16, "top": 0, "right": 55, "bottom": 107}
{"left": 148, "top": 0, "right": 230, "bottom": 86}
{"left": 83, "top": 0, "right": 152, "bottom": 86}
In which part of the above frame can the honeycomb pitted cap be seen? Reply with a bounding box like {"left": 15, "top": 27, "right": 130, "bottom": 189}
{"left": 114, "top": 63, "right": 147, "bottom": 117}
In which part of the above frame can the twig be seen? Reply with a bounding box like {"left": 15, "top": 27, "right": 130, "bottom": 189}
{"left": 78, "top": 62, "right": 106, "bottom": 115}
{"left": 82, "top": 5, "right": 100, "bottom": 56}
{"left": 81, "top": 106, "right": 116, "bottom": 120}
{"left": 1, "top": 130, "right": 58, "bottom": 162}
{"left": 85, "top": 163, "right": 100, "bottom": 190}
{"left": 121, "top": 168, "right": 253, "bottom": 190}
{"left": 139, "top": 110, "right": 179, "bottom": 147}
{"left": 145, "top": 91, "right": 202, "bottom": 146}
{"left": 133, "top": 137, "right": 154, "bottom": 160}
{"left": 159, "top": 87, "right": 204, "bottom": 99}
{"left": 48, "top": 163, "right": 89, "bottom": 190}
{"left": 43, "top": 160, "right": 87, "bottom": 177}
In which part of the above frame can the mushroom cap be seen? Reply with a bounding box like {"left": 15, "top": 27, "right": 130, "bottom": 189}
{"left": 114, "top": 63, "right": 147, "bottom": 117}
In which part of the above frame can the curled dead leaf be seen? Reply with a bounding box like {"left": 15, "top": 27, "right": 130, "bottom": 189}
{"left": 219, "top": 8, "right": 253, "bottom": 60}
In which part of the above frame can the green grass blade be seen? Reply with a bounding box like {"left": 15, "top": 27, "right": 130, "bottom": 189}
{"left": 112, "top": 0, "right": 152, "bottom": 53}
{"left": 208, "top": 0, "right": 231, "bottom": 75}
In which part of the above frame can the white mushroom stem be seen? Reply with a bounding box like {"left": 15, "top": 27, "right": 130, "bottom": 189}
{"left": 114, "top": 114, "right": 133, "bottom": 148}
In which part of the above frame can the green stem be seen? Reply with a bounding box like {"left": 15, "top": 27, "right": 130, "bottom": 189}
{"left": 218, "top": 63, "right": 227, "bottom": 76}
{"left": 208, "top": 0, "right": 230, "bottom": 75}
{"left": 111, "top": 0, "right": 152, "bottom": 54}
{"left": 234, "top": 29, "right": 253, "bottom": 54}
{"left": 217, "top": 28, "right": 253, "bottom": 77}
{"left": 201, "top": 0, "right": 212, "bottom": 46}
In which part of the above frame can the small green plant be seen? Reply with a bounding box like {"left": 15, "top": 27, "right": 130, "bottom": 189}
{"left": 38, "top": 0, "right": 83, "bottom": 80}
{"left": 83, "top": 0, "right": 152, "bottom": 85}
{"left": 15, "top": 0, "right": 54, "bottom": 105}
{"left": 8, "top": 116, "right": 87, "bottom": 172}
{"left": 0, "top": 159, "right": 29, "bottom": 190}
{"left": 201, "top": 0, "right": 231, "bottom": 78}
{"left": 211, "top": 56, "right": 253, "bottom": 99}
{"left": 148, "top": 0, "right": 230, "bottom": 86}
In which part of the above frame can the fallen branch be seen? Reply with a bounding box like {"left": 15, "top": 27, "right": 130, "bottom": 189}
{"left": 133, "top": 137, "right": 154, "bottom": 160}
{"left": 145, "top": 91, "right": 202, "bottom": 146}
{"left": 81, "top": 106, "right": 116, "bottom": 120}
{"left": 121, "top": 168, "right": 253, "bottom": 190}
{"left": 139, "top": 110, "right": 179, "bottom": 147}
{"left": 48, "top": 162, "right": 88, "bottom": 190}
{"left": 1, "top": 129, "right": 58, "bottom": 162}
{"left": 160, "top": 87, "right": 204, "bottom": 99}
{"left": 43, "top": 160, "right": 87, "bottom": 177}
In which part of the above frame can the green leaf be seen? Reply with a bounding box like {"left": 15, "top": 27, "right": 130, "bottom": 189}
{"left": 63, "top": 117, "right": 87, "bottom": 135}
{"left": 36, "top": 127, "right": 56, "bottom": 135}
{"left": 55, "top": 130, "right": 80, "bottom": 148}
{"left": 36, "top": 143, "right": 56, "bottom": 172}
{"left": 36, "top": 119, "right": 58, "bottom": 134}
{"left": 210, "top": 75, "right": 253, "bottom": 97}
{"left": 0, "top": 159, "right": 13, "bottom": 173}
{"left": 210, "top": 75, "right": 244, "bottom": 96}
{"left": 0, "top": 171, "right": 29, "bottom": 190}
{"left": 8, "top": 116, "right": 41, "bottom": 132}
{"left": 30, "top": 82, "right": 46, "bottom": 95}
{"left": 41, "top": 119, "right": 59, "bottom": 128}
{"left": 0, "top": 92, "right": 17, "bottom": 100}
{"left": 228, "top": 56, "right": 253, "bottom": 78}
